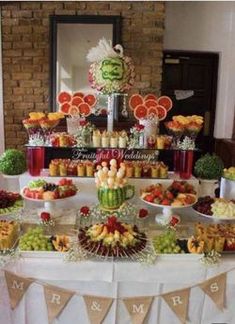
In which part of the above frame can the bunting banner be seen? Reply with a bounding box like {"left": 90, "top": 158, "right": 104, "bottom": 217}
{"left": 44, "top": 284, "right": 74, "bottom": 324}
{"left": 199, "top": 273, "right": 227, "bottom": 311}
{"left": 2, "top": 269, "right": 232, "bottom": 323}
{"left": 162, "top": 288, "right": 190, "bottom": 324}
{"left": 4, "top": 270, "right": 35, "bottom": 309}
{"left": 123, "top": 296, "right": 153, "bottom": 324}
{"left": 83, "top": 295, "right": 113, "bottom": 324}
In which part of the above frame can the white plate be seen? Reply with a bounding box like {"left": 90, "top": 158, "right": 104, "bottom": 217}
{"left": 21, "top": 187, "right": 79, "bottom": 202}
{"left": 193, "top": 208, "right": 235, "bottom": 221}
{"left": 140, "top": 197, "right": 196, "bottom": 209}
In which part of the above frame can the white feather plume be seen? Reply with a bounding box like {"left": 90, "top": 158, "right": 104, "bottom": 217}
{"left": 87, "top": 38, "right": 119, "bottom": 63}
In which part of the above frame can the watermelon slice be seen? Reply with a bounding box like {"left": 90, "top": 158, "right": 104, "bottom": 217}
{"left": 71, "top": 96, "right": 84, "bottom": 107}
{"left": 156, "top": 105, "right": 167, "bottom": 121}
{"left": 145, "top": 99, "right": 158, "bottom": 109}
{"left": 129, "top": 94, "right": 144, "bottom": 110}
{"left": 69, "top": 106, "right": 80, "bottom": 116}
{"left": 144, "top": 94, "right": 158, "bottom": 101}
{"left": 59, "top": 102, "right": 71, "bottom": 115}
{"left": 84, "top": 94, "right": 97, "bottom": 107}
{"left": 157, "top": 96, "right": 173, "bottom": 111}
{"left": 57, "top": 91, "right": 71, "bottom": 104}
{"left": 134, "top": 104, "right": 148, "bottom": 120}
{"left": 78, "top": 102, "right": 91, "bottom": 117}
{"left": 147, "top": 106, "right": 158, "bottom": 118}
{"left": 73, "top": 92, "right": 84, "bottom": 98}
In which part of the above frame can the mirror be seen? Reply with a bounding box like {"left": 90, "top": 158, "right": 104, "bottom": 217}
{"left": 49, "top": 15, "right": 121, "bottom": 115}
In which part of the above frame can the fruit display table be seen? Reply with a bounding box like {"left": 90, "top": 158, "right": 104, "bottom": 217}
{"left": 2, "top": 173, "right": 235, "bottom": 323}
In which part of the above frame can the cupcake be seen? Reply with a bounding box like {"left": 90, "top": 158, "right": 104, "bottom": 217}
{"left": 101, "top": 131, "right": 110, "bottom": 148}
{"left": 49, "top": 161, "right": 59, "bottom": 177}
{"left": 159, "top": 162, "right": 168, "bottom": 179}
{"left": 151, "top": 163, "right": 159, "bottom": 178}
{"left": 110, "top": 131, "right": 118, "bottom": 148}
{"left": 134, "top": 161, "right": 142, "bottom": 178}
{"left": 92, "top": 130, "right": 101, "bottom": 147}
{"left": 119, "top": 131, "right": 128, "bottom": 148}
{"left": 86, "top": 161, "right": 94, "bottom": 177}
{"left": 77, "top": 162, "right": 86, "bottom": 177}
{"left": 125, "top": 161, "right": 134, "bottom": 178}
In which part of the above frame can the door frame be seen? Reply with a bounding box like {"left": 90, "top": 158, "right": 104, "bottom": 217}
{"left": 0, "top": 8, "right": 5, "bottom": 154}
{"left": 162, "top": 50, "right": 219, "bottom": 142}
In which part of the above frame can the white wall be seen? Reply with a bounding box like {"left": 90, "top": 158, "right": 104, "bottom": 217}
{"left": 164, "top": 1, "right": 235, "bottom": 139}
{"left": 0, "top": 8, "right": 5, "bottom": 154}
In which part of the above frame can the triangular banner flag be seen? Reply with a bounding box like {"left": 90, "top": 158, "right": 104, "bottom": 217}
{"left": 44, "top": 284, "right": 74, "bottom": 324}
{"left": 123, "top": 296, "right": 153, "bottom": 324}
{"left": 84, "top": 295, "right": 113, "bottom": 324}
{"left": 4, "top": 270, "right": 34, "bottom": 309}
{"left": 199, "top": 273, "right": 227, "bottom": 311}
{"left": 162, "top": 288, "right": 190, "bottom": 324}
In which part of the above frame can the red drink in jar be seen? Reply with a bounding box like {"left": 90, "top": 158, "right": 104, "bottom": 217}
{"left": 27, "top": 147, "right": 44, "bottom": 176}
{"left": 173, "top": 150, "right": 181, "bottom": 173}
{"left": 179, "top": 150, "right": 194, "bottom": 180}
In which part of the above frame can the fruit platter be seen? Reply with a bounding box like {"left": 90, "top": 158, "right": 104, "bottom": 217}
{"left": 0, "top": 190, "right": 23, "bottom": 216}
{"left": 21, "top": 178, "right": 79, "bottom": 217}
{"left": 193, "top": 196, "right": 235, "bottom": 221}
{"left": 151, "top": 222, "right": 235, "bottom": 257}
{"left": 22, "top": 178, "right": 78, "bottom": 201}
{"left": 140, "top": 181, "right": 197, "bottom": 225}
{"left": 78, "top": 216, "right": 148, "bottom": 259}
{"left": 18, "top": 226, "right": 71, "bottom": 257}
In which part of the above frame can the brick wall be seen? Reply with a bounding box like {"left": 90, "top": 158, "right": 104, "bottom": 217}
{"left": 1, "top": 1, "right": 165, "bottom": 148}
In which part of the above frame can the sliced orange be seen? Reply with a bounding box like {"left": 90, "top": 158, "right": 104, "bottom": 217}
{"left": 147, "top": 106, "right": 158, "bottom": 118}
{"left": 78, "top": 102, "right": 91, "bottom": 117}
{"left": 129, "top": 94, "right": 144, "bottom": 110}
{"left": 145, "top": 99, "right": 158, "bottom": 109}
{"left": 84, "top": 94, "right": 97, "bottom": 107}
{"left": 59, "top": 102, "right": 71, "bottom": 115}
{"left": 134, "top": 104, "right": 148, "bottom": 120}
{"left": 57, "top": 91, "right": 71, "bottom": 104}
{"left": 71, "top": 96, "right": 84, "bottom": 107}
{"left": 157, "top": 96, "right": 173, "bottom": 111}
{"left": 144, "top": 94, "right": 158, "bottom": 101}
{"left": 156, "top": 105, "right": 167, "bottom": 121}
{"left": 73, "top": 92, "right": 84, "bottom": 98}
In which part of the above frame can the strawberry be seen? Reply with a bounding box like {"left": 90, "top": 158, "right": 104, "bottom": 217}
{"left": 144, "top": 194, "right": 155, "bottom": 203}
{"left": 169, "top": 215, "right": 180, "bottom": 227}
{"left": 153, "top": 188, "right": 162, "bottom": 197}
{"left": 40, "top": 212, "right": 51, "bottom": 222}
{"left": 139, "top": 208, "right": 148, "bottom": 218}
{"left": 80, "top": 206, "right": 90, "bottom": 216}
{"left": 161, "top": 199, "right": 171, "bottom": 205}
{"left": 165, "top": 191, "right": 174, "bottom": 200}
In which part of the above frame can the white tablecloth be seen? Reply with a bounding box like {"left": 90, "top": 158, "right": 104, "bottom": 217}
{"left": 1, "top": 173, "right": 235, "bottom": 323}
{"left": 1, "top": 257, "right": 235, "bottom": 324}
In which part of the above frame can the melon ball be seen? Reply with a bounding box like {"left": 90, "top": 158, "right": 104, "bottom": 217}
{"left": 117, "top": 170, "right": 124, "bottom": 178}
{"left": 107, "top": 178, "right": 114, "bottom": 186}
{"left": 97, "top": 170, "right": 104, "bottom": 178}
{"left": 101, "top": 161, "right": 107, "bottom": 167}
{"left": 96, "top": 165, "right": 102, "bottom": 170}
{"left": 102, "top": 166, "right": 109, "bottom": 174}
{"left": 108, "top": 170, "right": 116, "bottom": 178}
{"left": 110, "top": 159, "right": 117, "bottom": 167}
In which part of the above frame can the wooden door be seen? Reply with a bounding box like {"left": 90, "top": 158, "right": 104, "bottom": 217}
{"left": 161, "top": 51, "right": 219, "bottom": 153}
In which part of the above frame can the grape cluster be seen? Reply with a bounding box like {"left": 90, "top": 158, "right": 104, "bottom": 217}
{"left": 0, "top": 190, "right": 20, "bottom": 208}
{"left": 153, "top": 230, "right": 183, "bottom": 254}
{"left": 42, "top": 183, "right": 58, "bottom": 191}
{"left": 19, "top": 227, "right": 53, "bottom": 251}
{"left": 194, "top": 196, "right": 214, "bottom": 215}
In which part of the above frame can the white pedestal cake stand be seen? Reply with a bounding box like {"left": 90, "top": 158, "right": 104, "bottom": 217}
{"left": 21, "top": 188, "right": 79, "bottom": 218}
{"left": 140, "top": 197, "right": 196, "bottom": 226}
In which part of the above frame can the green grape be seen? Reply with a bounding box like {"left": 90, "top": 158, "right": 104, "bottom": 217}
{"left": 153, "top": 230, "right": 182, "bottom": 254}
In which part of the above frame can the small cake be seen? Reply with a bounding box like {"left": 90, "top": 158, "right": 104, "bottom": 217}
{"left": 78, "top": 216, "right": 146, "bottom": 257}
{"left": 0, "top": 220, "right": 18, "bottom": 250}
